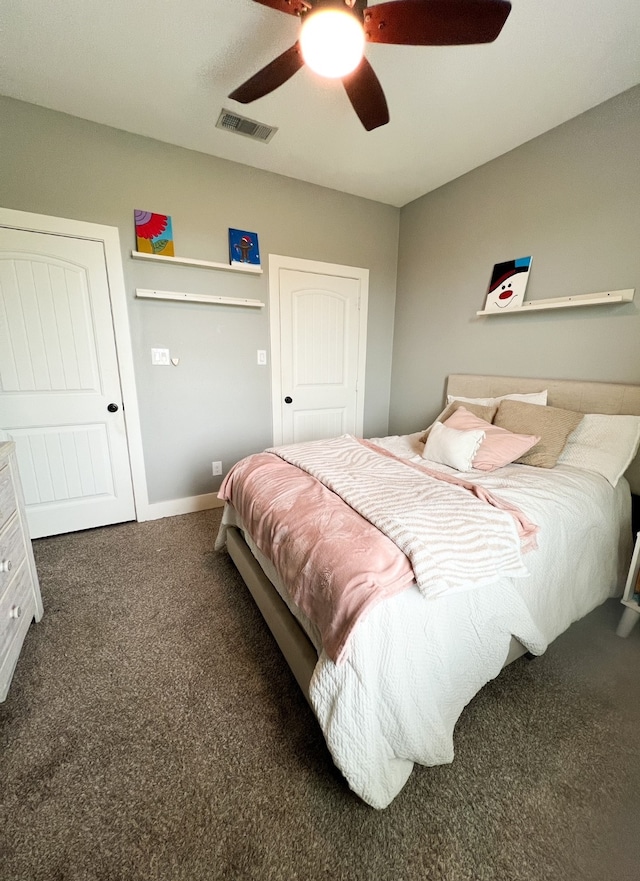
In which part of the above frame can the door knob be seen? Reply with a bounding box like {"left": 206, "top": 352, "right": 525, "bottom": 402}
{"left": 107, "top": 403, "right": 119, "bottom": 413}
{"left": 284, "top": 396, "right": 293, "bottom": 404}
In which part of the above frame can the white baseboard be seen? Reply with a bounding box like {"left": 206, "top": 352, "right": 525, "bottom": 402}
{"left": 137, "top": 492, "right": 224, "bottom": 522}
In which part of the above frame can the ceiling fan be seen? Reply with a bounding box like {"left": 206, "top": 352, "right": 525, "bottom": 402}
{"left": 229, "top": 0, "right": 512, "bottom": 131}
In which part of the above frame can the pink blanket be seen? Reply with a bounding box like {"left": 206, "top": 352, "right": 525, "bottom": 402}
{"left": 218, "top": 452, "right": 414, "bottom": 664}
{"left": 268, "top": 436, "right": 538, "bottom": 597}
{"left": 219, "top": 438, "right": 539, "bottom": 665}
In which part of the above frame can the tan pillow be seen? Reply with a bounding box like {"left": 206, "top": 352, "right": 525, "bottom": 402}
{"left": 493, "top": 400, "right": 583, "bottom": 468}
{"left": 420, "top": 400, "right": 497, "bottom": 444}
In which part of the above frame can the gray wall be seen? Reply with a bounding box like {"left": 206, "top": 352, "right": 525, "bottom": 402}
{"left": 3, "top": 85, "right": 639, "bottom": 505}
{"left": 0, "top": 97, "right": 400, "bottom": 504}
{"left": 389, "top": 85, "right": 640, "bottom": 435}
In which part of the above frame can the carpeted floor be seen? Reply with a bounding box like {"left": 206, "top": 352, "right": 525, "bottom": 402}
{"left": 0, "top": 509, "right": 638, "bottom": 881}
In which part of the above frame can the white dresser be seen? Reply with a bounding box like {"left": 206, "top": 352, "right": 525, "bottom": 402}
{"left": 0, "top": 441, "right": 43, "bottom": 701}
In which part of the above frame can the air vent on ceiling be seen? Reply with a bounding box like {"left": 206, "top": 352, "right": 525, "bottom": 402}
{"left": 216, "top": 109, "right": 278, "bottom": 143}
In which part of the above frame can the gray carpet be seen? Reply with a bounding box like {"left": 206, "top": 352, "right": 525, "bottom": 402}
{"left": 1, "top": 509, "right": 638, "bottom": 881}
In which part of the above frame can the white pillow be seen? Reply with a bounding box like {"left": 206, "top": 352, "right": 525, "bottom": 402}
{"left": 446, "top": 390, "right": 548, "bottom": 408}
{"left": 422, "top": 422, "right": 485, "bottom": 472}
{"left": 557, "top": 413, "right": 640, "bottom": 487}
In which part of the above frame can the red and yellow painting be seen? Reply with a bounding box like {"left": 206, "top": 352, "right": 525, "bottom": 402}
{"left": 134, "top": 210, "right": 175, "bottom": 256}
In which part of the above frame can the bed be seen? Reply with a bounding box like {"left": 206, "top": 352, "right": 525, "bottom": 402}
{"left": 215, "top": 375, "right": 640, "bottom": 809}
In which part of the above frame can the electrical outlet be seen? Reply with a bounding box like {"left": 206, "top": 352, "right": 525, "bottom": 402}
{"left": 211, "top": 461, "right": 222, "bottom": 476}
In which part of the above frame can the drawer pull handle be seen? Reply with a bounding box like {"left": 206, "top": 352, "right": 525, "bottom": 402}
{"left": 9, "top": 605, "right": 22, "bottom": 619}
{"left": 0, "top": 559, "right": 12, "bottom": 573}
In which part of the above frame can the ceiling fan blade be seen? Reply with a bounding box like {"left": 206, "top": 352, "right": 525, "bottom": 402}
{"left": 252, "top": 0, "right": 311, "bottom": 16}
{"left": 364, "top": 0, "right": 512, "bottom": 46}
{"left": 229, "top": 43, "right": 304, "bottom": 103}
{"left": 342, "top": 57, "right": 390, "bottom": 131}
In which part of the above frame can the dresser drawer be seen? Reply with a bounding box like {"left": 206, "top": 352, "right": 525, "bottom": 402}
{"left": 0, "top": 561, "right": 35, "bottom": 675}
{"left": 0, "top": 463, "right": 17, "bottom": 533}
{"left": 0, "top": 513, "right": 27, "bottom": 596}
{"left": 0, "top": 442, "right": 42, "bottom": 702}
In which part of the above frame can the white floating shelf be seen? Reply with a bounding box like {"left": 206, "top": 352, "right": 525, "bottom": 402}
{"left": 136, "top": 288, "right": 264, "bottom": 309}
{"left": 477, "top": 288, "right": 634, "bottom": 316}
{"left": 131, "top": 250, "right": 263, "bottom": 274}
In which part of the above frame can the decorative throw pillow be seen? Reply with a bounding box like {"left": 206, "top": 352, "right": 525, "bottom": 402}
{"left": 493, "top": 400, "right": 583, "bottom": 468}
{"left": 422, "top": 421, "right": 486, "bottom": 472}
{"left": 446, "top": 390, "right": 548, "bottom": 408}
{"left": 443, "top": 407, "right": 540, "bottom": 472}
{"left": 557, "top": 413, "right": 640, "bottom": 486}
{"left": 420, "top": 400, "right": 497, "bottom": 444}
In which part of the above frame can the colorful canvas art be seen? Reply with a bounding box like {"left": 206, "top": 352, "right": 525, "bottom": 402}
{"left": 483, "top": 256, "right": 532, "bottom": 311}
{"left": 134, "top": 210, "right": 175, "bottom": 256}
{"left": 228, "top": 229, "right": 260, "bottom": 266}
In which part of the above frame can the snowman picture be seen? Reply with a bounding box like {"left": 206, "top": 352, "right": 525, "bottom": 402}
{"left": 484, "top": 257, "right": 532, "bottom": 311}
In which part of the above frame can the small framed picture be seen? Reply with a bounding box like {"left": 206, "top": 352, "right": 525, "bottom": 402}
{"left": 134, "top": 210, "right": 175, "bottom": 257}
{"left": 483, "top": 256, "right": 532, "bottom": 311}
{"left": 229, "top": 229, "right": 260, "bottom": 267}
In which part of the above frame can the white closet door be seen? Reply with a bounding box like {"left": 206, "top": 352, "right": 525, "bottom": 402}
{"left": 277, "top": 267, "right": 364, "bottom": 445}
{"left": 0, "top": 227, "right": 135, "bottom": 538}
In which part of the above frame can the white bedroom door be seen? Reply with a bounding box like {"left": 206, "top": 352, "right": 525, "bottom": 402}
{"left": 269, "top": 255, "right": 368, "bottom": 445}
{"left": 0, "top": 226, "right": 136, "bottom": 538}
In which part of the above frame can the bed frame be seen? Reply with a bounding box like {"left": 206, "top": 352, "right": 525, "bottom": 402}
{"left": 225, "top": 375, "right": 640, "bottom": 703}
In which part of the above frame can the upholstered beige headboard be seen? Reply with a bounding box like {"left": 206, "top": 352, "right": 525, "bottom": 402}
{"left": 446, "top": 374, "right": 640, "bottom": 494}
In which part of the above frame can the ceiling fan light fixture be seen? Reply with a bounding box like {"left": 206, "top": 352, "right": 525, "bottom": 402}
{"left": 300, "top": 9, "right": 365, "bottom": 79}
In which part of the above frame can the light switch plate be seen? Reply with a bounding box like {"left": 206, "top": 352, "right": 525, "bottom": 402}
{"left": 151, "top": 347, "right": 170, "bottom": 366}
{"left": 257, "top": 349, "right": 267, "bottom": 366}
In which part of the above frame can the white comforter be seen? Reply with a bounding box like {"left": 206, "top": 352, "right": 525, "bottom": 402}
{"left": 227, "top": 432, "right": 632, "bottom": 809}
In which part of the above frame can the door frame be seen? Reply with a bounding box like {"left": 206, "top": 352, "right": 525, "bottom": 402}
{"left": 0, "top": 206, "right": 149, "bottom": 522}
{"left": 268, "top": 254, "right": 369, "bottom": 446}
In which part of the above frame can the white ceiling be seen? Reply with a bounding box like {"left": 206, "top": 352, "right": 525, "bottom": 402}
{"left": 1, "top": 0, "right": 639, "bottom": 207}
